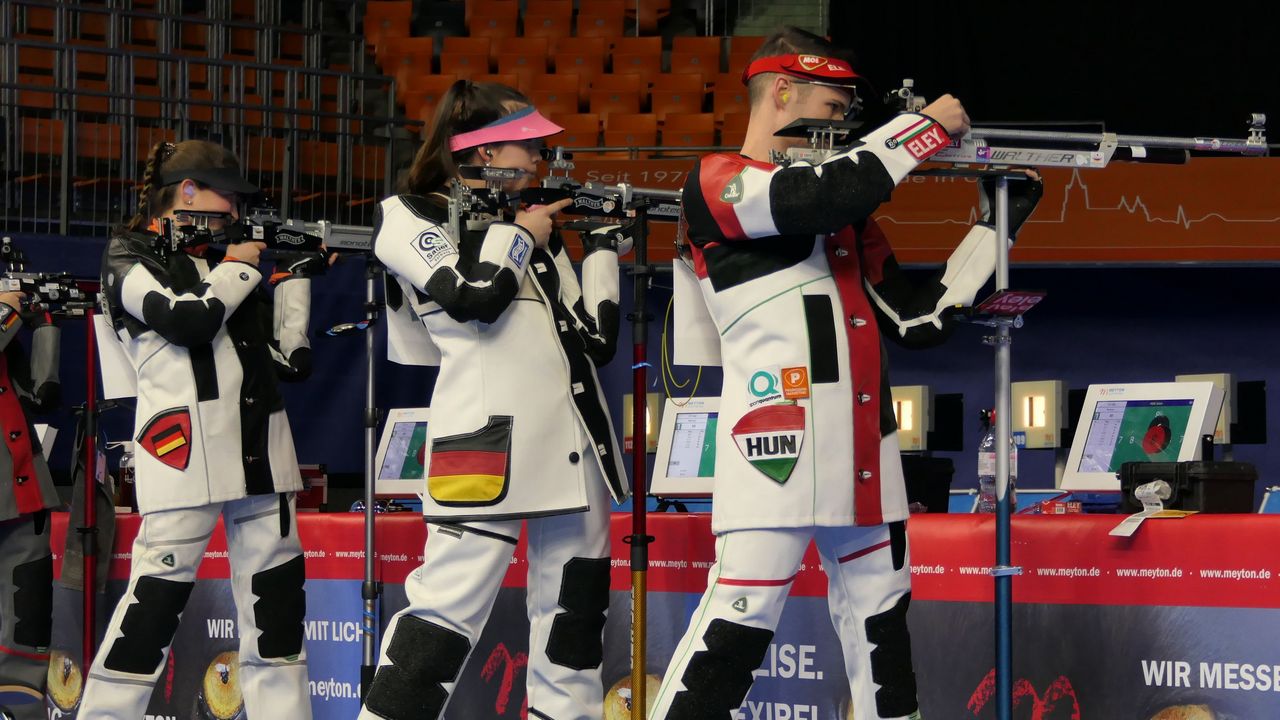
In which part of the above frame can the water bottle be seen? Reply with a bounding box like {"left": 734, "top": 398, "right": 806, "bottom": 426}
{"left": 977, "top": 409, "right": 1017, "bottom": 513}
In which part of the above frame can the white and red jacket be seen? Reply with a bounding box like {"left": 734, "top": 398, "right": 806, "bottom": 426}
{"left": 681, "top": 112, "right": 1029, "bottom": 532}
{"left": 0, "top": 303, "right": 59, "bottom": 521}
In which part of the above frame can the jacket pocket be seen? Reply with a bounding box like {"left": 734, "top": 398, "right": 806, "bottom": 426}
{"left": 427, "top": 415, "right": 513, "bottom": 507}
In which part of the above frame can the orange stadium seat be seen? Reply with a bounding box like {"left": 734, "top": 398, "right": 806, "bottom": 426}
{"left": 364, "top": 1, "right": 413, "bottom": 54}
{"left": 440, "top": 52, "right": 491, "bottom": 80}
{"left": 662, "top": 113, "right": 715, "bottom": 148}
{"left": 720, "top": 111, "right": 749, "bottom": 147}
{"left": 75, "top": 121, "right": 124, "bottom": 162}
{"left": 553, "top": 113, "right": 601, "bottom": 147}
{"left": 577, "top": 2, "right": 624, "bottom": 40}
{"left": 20, "top": 117, "right": 64, "bottom": 157}
{"left": 604, "top": 114, "right": 658, "bottom": 155}
{"left": 522, "top": 12, "right": 571, "bottom": 49}
{"left": 589, "top": 74, "right": 643, "bottom": 120}
{"left": 650, "top": 73, "right": 707, "bottom": 120}
{"left": 553, "top": 38, "right": 606, "bottom": 96}
{"left": 469, "top": 13, "right": 519, "bottom": 51}
{"left": 712, "top": 72, "right": 750, "bottom": 121}
{"left": 467, "top": 0, "right": 519, "bottom": 24}
{"left": 627, "top": 0, "right": 671, "bottom": 34}
{"left": 529, "top": 73, "right": 582, "bottom": 115}
{"left": 496, "top": 37, "right": 550, "bottom": 92}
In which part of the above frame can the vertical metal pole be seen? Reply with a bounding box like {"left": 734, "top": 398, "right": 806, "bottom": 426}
{"left": 2, "top": 35, "right": 15, "bottom": 229}
{"left": 360, "top": 258, "right": 381, "bottom": 699}
{"left": 993, "top": 178, "right": 1013, "bottom": 720}
{"left": 628, "top": 206, "right": 652, "bottom": 720}
{"left": 59, "top": 47, "right": 73, "bottom": 235}
{"left": 281, "top": 69, "right": 296, "bottom": 218}
{"left": 82, "top": 308, "right": 99, "bottom": 671}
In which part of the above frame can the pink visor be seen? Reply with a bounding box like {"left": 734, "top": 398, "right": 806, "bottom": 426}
{"left": 449, "top": 106, "right": 564, "bottom": 152}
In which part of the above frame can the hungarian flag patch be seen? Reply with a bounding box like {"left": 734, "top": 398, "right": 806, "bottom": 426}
{"left": 731, "top": 404, "right": 805, "bottom": 484}
{"left": 138, "top": 407, "right": 193, "bottom": 471}
{"left": 427, "top": 416, "right": 513, "bottom": 506}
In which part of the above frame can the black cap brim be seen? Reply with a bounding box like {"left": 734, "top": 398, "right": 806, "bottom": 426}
{"left": 158, "top": 167, "right": 260, "bottom": 195}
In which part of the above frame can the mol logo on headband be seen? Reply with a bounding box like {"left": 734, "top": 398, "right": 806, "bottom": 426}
{"left": 798, "top": 55, "right": 826, "bottom": 71}
{"left": 732, "top": 404, "right": 805, "bottom": 484}
{"left": 743, "top": 54, "right": 859, "bottom": 87}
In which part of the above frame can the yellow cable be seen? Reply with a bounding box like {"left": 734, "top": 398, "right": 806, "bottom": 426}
{"left": 660, "top": 292, "right": 702, "bottom": 407}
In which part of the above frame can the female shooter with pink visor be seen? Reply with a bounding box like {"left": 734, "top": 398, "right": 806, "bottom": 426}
{"left": 359, "top": 81, "right": 631, "bottom": 720}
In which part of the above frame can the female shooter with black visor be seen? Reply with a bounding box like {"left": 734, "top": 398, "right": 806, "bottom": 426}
{"left": 80, "top": 140, "right": 319, "bottom": 719}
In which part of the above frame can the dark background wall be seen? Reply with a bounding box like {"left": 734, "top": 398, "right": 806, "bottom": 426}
{"left": 831, "top": 1, "right": 1280, "bottom": 141}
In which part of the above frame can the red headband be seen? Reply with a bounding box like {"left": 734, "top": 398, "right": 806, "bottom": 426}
{"left": 741, "top": 54, "right": 860, "bottom": 87}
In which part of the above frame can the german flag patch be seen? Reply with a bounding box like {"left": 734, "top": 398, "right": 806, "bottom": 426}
{"left": 427, "top": 416, "right": 513, "bottom": 506}
{"left": 0, "top": 305, "right": 17, "bottom": 331}
{"left": 138, "top": 407, "right": 193, "bottom": 471}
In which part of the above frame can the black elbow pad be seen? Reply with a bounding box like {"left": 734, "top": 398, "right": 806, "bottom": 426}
{"left": 141, "top": 291, "right": 226, "bottom": 346}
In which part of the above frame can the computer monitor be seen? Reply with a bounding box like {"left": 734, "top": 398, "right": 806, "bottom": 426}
{"left": 650, "top": 397, "right": 719, "bottom": 497}
{"left": 1061, "top": 382, "right": 1224, "bottom": 490}
{"left": 374, "top": 407, "right": 431, "bottom": 496}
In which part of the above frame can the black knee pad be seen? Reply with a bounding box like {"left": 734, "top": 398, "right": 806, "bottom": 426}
{"left": 11, "top": 554, "right": 52, "bottom": 649}
{"left": 865, "top": 592, "right": 919, "bottom": 717}
{"left": 668, "top": 619, "right": 773, "bottom": 719}
{"left": 251, "top": 555, "right": 306, "bottom": 659}
{"left": 545, "top": 556, "right": 610, "bottom": 670}
{"left": 103, "top": 576, "right": 194, "bottom": 674}
{"left": 364, "top": 616, "right": 471, "bottom": 720}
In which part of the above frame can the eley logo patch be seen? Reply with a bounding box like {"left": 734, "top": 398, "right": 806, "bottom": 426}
{"left": 413, "top": 229, "right": 455, "bottom": 268}
{"left": 732, "top": 404, "right": 805, "bottom": 484}
{"left": 720, "top": 170, "right": 745, "bottom": 204}
{"left": 886, "top": 120, "right": 949, "bottom": 160}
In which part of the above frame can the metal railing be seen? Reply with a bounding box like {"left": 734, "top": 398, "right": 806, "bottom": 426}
{"left": 2, "top": 33, "right": 414, "bottom": 235}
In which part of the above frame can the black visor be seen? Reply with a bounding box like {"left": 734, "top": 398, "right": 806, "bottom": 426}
{"left": 157, "top": 166, "right": 260, "bottom": 195}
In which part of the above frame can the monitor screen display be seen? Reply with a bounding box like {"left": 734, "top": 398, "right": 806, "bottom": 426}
{"left": 378, "top": 420, "right": 429, "bottom": 481}
{"left": 664, "top": 411, "right": 718, "bottom": 478}
{"left": 1077, "top": 399, "right": 1193, "bottom": 473}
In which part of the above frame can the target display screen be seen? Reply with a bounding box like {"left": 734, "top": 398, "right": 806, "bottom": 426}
{"left": 1077, "top": 399, "right": 1194, "bottom": 473}
{"left": 378, "top": 420, "right": 429, "bottom": 481}
{"left": 665, "top": 411, "right": 718, "bottom": 478}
